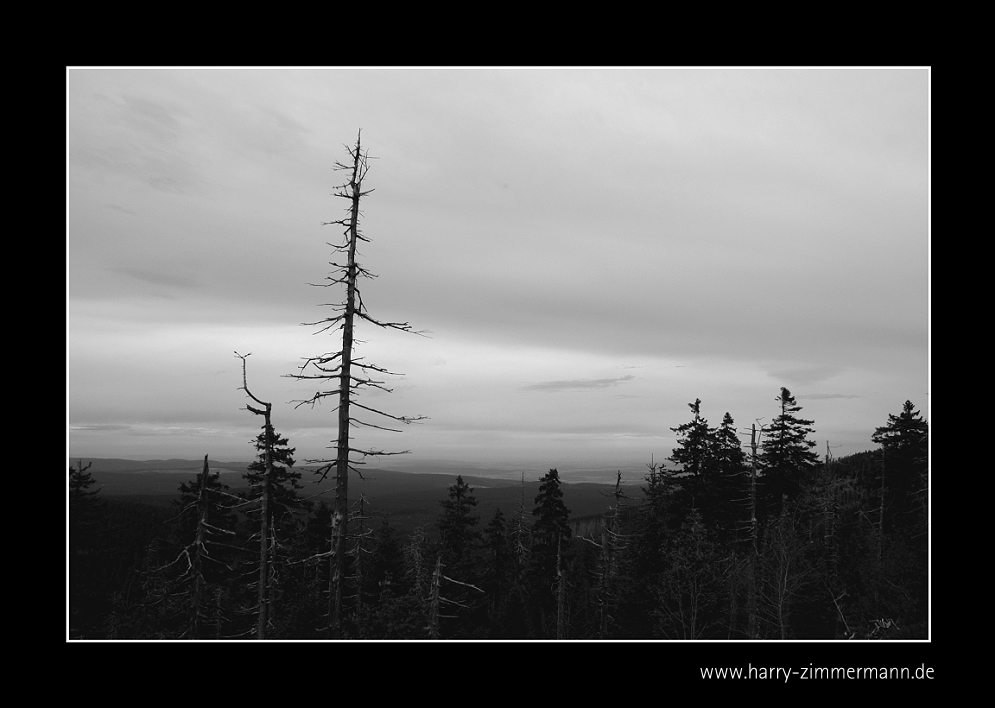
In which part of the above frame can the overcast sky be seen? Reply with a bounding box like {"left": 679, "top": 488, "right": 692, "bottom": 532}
{"left": 67, "top": 67, "right": 929, "bottom": 481}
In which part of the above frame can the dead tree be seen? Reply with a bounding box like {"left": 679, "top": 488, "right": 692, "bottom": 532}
{"left": 556, "top": 533, "right": 567, "bottom": 639}
{"left": 579, "top": 471, "right": 630, "bottom": 638}
{"left": 289, "top": 131, "right": 425, "bottom": 638}
{"left": 235, "top": 352, "right": 276, "bottom": 640}
{"left": 427, "top": 553, "right": 484, "bottom": 639}
{"left": 513, "top": 472, "right": 531, "bottom": 565}
{"left": 599, "top": 472, "right": 628, "bottom": 638}
{"left": 188, "top": 456, "right": 210, "bottom": 639}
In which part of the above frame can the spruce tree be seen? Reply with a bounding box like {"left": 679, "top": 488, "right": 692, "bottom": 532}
{"left": 871, "top": 400, "right": 929, "bottom": 531}
{"left": 669, "top": 399, "right": 713, "bottom": 478}
{"left": 759, "top": 387, "right": 819, "bottom": 517}
{"left": 243, "top": 426, "right": 307, "bottom": 538}
{"left": 528, "top": 469, "right": 571, "bottom": 636}
{"left": 69, "top": 461, "right": 102, "bottom": 561}
{"left": 434, "top": 476, "right": 486, "bottom": 637}
{"left": 436, "top": 475, "right": 480, "bottom": 567}
{"left": 668, "top": 398, "right": 717, "bottom": 522}
{"left": 69, "top": 461, "right": 106, "bottom": 638}
{"left": 712, "top": 412, "right": 749, "bottom": 543}
{"left": 482, "top": 508, "right": 516, "bottom": 634}
{"left": 241, "top": 425, "right": 310, "bottom": 638}
{"left": 532, "top": 468, "right": 571, "bottom": 545}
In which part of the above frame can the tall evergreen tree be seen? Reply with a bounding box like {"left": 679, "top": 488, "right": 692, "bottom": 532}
{"left": 243, "top": 425, "right": 307, "bottom": 537}
{"left": 482, "top": 508, "right": 517, "bottom": 633}
{"left": 240, "top": 424, "right": 311, "bottom": 638}
{"left": 436, "top": 475, "right": 480, "bottom": 567}
{"left": 711, "top": 412, "right": 749, "bottom": 543}
{"left": 668, "top": 399, "right": 711, "bottom": 517}
{"left": 69, "top": 461, "right": 102, "bottom": 559}
{"left": 759, "top": 388, "right": 819, "bottom": 516}
{"left": 669, "top": 399, "right": 713, "bottom": 481}
{"left": 69, "top": 461, "right": 106, "bottom": 638}
{"left": 433, "top": 476, "right": 486, "bottom": 637}
{"left": 871, "top": 400, "right": 929, "bottom": 532}
{"left": 528, "top": 469, "right": 571, "bottom": 637}
{"left": 532, "top": 469, "right": 571, "bottom": 545}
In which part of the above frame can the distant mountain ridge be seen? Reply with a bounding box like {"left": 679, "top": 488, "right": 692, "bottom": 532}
{"left": 68, "top": 457, "right": 630, "bottom": 535}
{"left": 69, "top": 458, "right": 254, "bottom": 473}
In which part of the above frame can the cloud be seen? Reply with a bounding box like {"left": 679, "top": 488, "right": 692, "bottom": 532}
{"left": 522, "top": 374, "right": 635, "bottom": 392}
{"left": 112, "top": 267, "right": 200, "bottom": 289}
{"left": 70, "top": 424, "right": 131, "bottom": 432}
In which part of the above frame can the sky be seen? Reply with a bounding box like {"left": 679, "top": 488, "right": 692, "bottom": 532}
{"left": 67, "top": 67, "right": 929, "bottom": 482}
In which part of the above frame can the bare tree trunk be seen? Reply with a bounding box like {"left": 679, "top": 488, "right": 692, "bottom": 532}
{"left": 290, "top": 132, "right": 425, "bottom": 638}
{"left": 750, "top": 424, "right": 759, "bottom": 554}
{"left": 556, "top": 534, "right": 566, "bottom": 640}
{"left": 329, "top": 144, "right": 361, "bottom": 638}
{"left": 878, "top": 450, "right": 885, "bottom": 562}
{"left": 600, "top": 524, "right": 610, "bottom": 639}
{"left": 257, "top": 420, "right": 272, "bottom": 640}
{"left": 188, "top": 456, "right": 210, "bottom": 639}
{"left": 235, "top": 352, "right": 277, "bottom": 640}
{"left": 429, "top": 555, "right": 442, "bottom": 639}
{"left": 747, "top": 425, "right": 759, "bottom": 639}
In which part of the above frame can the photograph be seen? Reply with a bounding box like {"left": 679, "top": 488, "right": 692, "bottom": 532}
{"left": 68, "top": 67, "right": 929, "bottom": 649}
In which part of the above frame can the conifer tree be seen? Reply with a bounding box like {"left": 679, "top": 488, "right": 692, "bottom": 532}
{"left": 69, "top": 460, "right": 102, "bottom": 561}
{"left": 355, "top": 517, "right": 423, "bottom": 638}
{"left": 759, "top": 388, "right": 819, "bottom": 517}
{"left": 533, "top": 469, "right": 570, "bottom": 543}
{"left": 69, "top": 460, "right": 105, "bottom": 637}
{"left": 529, "top": 469, "right": 571, "bottom": 636}
{"left": 669, "top": 399, "right": 713, "bottom": 481}
{"left": 243, "top": 425, "right": 308, "bottom": 537}
{"left": 235, "top": 350, "right": 304, "bottom": 638}
{"left": 437, "top": 475, "right": 480, "bottom": 567}
{"left": 871, "top": 400, "right": 929, "bottom": 532}
{"left": 712, "top": 412, "right": 749, "bottom": 543}
{"left": 482, "top": 508, "right": 516, "bottom": 632}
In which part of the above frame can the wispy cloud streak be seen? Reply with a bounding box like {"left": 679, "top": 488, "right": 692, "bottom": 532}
{"left": 522, "top": 375, "right": 635, "bottom": 392}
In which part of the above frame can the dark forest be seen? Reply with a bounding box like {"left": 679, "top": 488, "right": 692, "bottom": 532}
{"left": 68, "top": 395, "right": 928, "bottom": 641}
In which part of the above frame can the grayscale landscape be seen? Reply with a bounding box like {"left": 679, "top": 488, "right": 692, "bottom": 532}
{"left": 68, "top": 68, "right": 929, "bottom": 647}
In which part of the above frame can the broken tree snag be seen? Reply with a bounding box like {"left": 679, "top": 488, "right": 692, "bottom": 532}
{"left": 288, "top": 131, "right": 426, "bottom": 638}
{"left": 235, "top": 351, "right": 275, "bottom": 640}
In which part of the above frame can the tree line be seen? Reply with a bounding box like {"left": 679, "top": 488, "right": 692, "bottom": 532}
{"left": 68, "top": 395, "right": 928, "bottom": 639}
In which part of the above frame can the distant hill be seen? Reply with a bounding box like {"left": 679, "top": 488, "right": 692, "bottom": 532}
{"left": 70, "top": 457, "right": 254, "bottom": 474}
{"left": 70, "top": 457, "right": 639, "bottom": 537}
{"left": 69, "top": 458, "right": 252, "bottom": 496}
